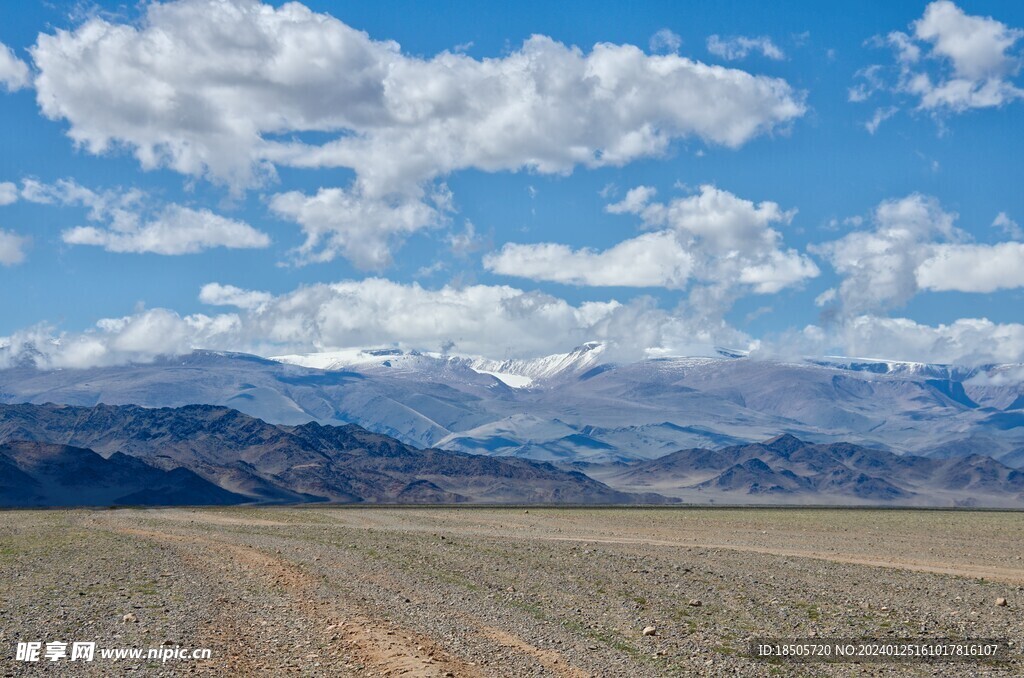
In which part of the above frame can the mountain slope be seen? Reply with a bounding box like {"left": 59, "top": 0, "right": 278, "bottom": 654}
{"left": 0, "top": 403, "right": 668, "bottom": 506}
{"left": 2, "top": 348, "right": 1024, "bottom": 466}
{"left": 590, "top": 434, "right": 1024, "bottom": 507}
{"left": 0, "top": 440, "right": 248, "bottom": 507}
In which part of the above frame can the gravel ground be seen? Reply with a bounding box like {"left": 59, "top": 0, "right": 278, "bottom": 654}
{"left": 1, "top": 507, "right": 1021, "bottom": 676}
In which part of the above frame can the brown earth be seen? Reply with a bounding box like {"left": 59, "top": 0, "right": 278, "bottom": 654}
{"left": 1, "top": 507, "right": 1021, "bottom": 676}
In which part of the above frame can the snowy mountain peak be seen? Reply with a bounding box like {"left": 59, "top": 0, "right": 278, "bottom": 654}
{"left": 468, "top": 342, "right": 609, "bottom": 383}
{"left": 269, "top": 342, "right": 613, "bottom": 388}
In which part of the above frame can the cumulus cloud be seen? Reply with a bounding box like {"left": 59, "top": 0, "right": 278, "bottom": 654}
{"left": 0, "top": 42, "right": 30, "bottom": 91}
{"left": 27, "top": 0, "right": 805, "bottom": 267}
{"left": 17, "top": 178, "right": 269, "bottom": 255}
{"left": 0, "top": 278, "right": 760, "bottom": 369}
{"left": 707, "top": 35, "right": 785, "bottom": 61}
{"left": 198, "top": 283, "right": 272, "bottom": 309}
{"left": 816, "top": 194, "right": 1024, "bottom": 310}
{"left": 269, "top": 186, "right": 442, "bottom": 268}
{"left": 915, "top": 0, "right": 1022, "bottom": 82}
{"left": 483, "top": 231, "right": 693, "bottom": 288}
{"left": 483, "top": 186, "right": 815, "bottom": 337}
{"left": 853, "top": 1, "right": 1023, "bottom": 124}
{"left": 64, "top": 205, "right": 270, "bottom": 255}
{"left": 0, "top": 182, "right": 18, "bottom": 206}
{"left": 605, "top": 184, "right": 818, "bottom": 299}
{"left": 0, "top": 229, "right": 29, "bottom": 266}
{"left": 0, "top": 309, "right": 242, "bottom": 370}
{"left": 916, "top": 242, "right": 1024, "bottom": 293}
{"left": 7, "top": 278, "right": 1023, "bottom": 370}
{"left": 811, "top": 194, "right": 961, "bottom": 314}
{"left": 781, "top": 315, "right": 1024, "bottom": 366}
{"left": 31, "top": 0, "right": 804, "bottom": 192}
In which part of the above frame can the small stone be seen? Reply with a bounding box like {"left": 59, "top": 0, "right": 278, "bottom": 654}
{"left": 122, "top": 613, "right": 137, "bottom": 623}
{"left": 642, "top": 626, "right": 657, "bottom": 636}
{"left": 688, "top": 599, "right": 702, "bottom": 607}
{"left": 996, "top": 597, "right": 1008, "bottom": 607}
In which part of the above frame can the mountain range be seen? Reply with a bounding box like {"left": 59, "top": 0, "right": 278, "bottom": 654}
{"left": 2, "top": 345, "right": 1022, "bottom": 467}
{"left": 0, "top": 402, "right": 664, "bottom": 507}
{"left": 580, "top": 434, "right": 1024, "bottom": 507}
{"left": 2, "top": 344, "right": 1024, "bottom": 506}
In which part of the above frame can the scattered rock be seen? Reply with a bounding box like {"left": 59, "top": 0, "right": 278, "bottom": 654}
{"left": 996, "top": 597, "right": 1008, "bottom": 607}
{"left": 122, "top": 613, "right": 137, "bottom": 623}
{"left": 688, "top": 599, "right": 702, "bottom": 607}
{"left": 642, "top": 626, "right": 657, "bottom": 636}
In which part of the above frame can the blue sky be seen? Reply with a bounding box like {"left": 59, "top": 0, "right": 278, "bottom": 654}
{"left": 1, "top": 0, "right": 1023, "bottom": 366}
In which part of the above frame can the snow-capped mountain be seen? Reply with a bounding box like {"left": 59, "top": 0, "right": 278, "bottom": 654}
{"left": 271, "top": 341, "right": 610, "bottom": 389}
{"left": 1, "top": 345, "right": 1022, "bottom": 469}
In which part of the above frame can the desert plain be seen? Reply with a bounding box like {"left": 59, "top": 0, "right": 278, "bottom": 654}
{"left": 1, "top": 507, "right": 1021, "bottom": 676}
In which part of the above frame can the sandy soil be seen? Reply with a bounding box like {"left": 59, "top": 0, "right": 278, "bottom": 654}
{"left": 1, "top": 507, "right": 1021, "bottom": 676}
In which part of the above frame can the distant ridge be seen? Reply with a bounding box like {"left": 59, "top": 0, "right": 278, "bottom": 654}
{"left": 0, "top": 402, "right": 671, "bottom": 507}
{"left": 2, "top": 348, "right": 1024, "bottom": 468}
{"left": 592, "top": 435, "right": 1024, "bottom": 507}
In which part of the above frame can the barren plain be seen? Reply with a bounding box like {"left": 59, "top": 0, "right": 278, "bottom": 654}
{"left": 1, "top": 507, "right": 1021, "bottom": 676}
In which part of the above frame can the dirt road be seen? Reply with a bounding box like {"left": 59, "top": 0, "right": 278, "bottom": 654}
{"left": 1, "top": 507, "right": 1021, "bottom": 676}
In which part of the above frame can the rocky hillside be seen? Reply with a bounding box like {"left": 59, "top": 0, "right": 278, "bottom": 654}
{"left": 587, "top": 434, "right": 1024, "bottom": 507}
{"left": 0, "top": 440, "right": 247, "bottom": 507}
{"left": 0, "top": 402, "right": 668, "bottom": 507}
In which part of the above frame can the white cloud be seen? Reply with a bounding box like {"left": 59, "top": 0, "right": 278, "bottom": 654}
{"left": 785, "top": 315, "right": 1024, "bottom": 366}
{"left": 605, "top": 186, "right": 658, "bottom": 215}
{"left": 29, "top": 0, "right": 804, "bottom": 268}
{"left": 0, "top": 42, "right": 30, "bottom": 91}
{"left": 602, "top": 184, "right": 817, "bottom": 303}
{"left": 31, "top": 0, "right": 805, "bottom": 195}
{"left": 817, "top": 194, "right": 1024, "bottom": 309}
{"left": 737, "top": 249, "right": 821, "bottom": 295}
{"left": 865, "top": 106, "right": 898, "bottom": 134}
{"left": 855, "top": 1, "right": 1023, "bottom": 116}
{"left": 63, "top": 205, "right": 270, "bottom": 255}
{"left": 993, "top": 211, "right": 1022, "bottom": 239}
{"left": 0, "top": 278, "right": 760, "bottom": 369}
{"left": 811, "top": 194, "right": 961, "bottom": 314}
{"left": 483, "top": 231, "right": 693, "bottom": 288}
{"left": 447, "top": 220, "right": 485, "bottom": 256}
{"left": 915, "top": 0, "right": 1022, "bottom": 81}
{"left": 649, "top": 29, "right": 682, "bottom": 54}
{"left": 269, "top": 187, "right": 441, "bottom": 268}
{"left": 621, "top": 184, "right": 797, "bottom": 255}
{"left": 0, "top": 309, "right": 242, "bottom": 369}
{"left": 198, "top": 283, "right": 272, "bottom": 309}
{"left": 6, "top": 275, "right": 1024, "bottom": 369}
{"left": 17, "top": 178, "right": 269, "bottom": 255}
{"left": 916, "top": 242, "right": 1024, "bottom": 293}
{"left": 707, "top": 35, "right": 785, "bottom": 61}
{"left": 0, "top": 229, "right": 28, "bottom": 266}
{"left": 0, "top": 182, "right": 18, "bottom": 206}
{"left": 814, "top": 288, "right": 837, "bottom": 307}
